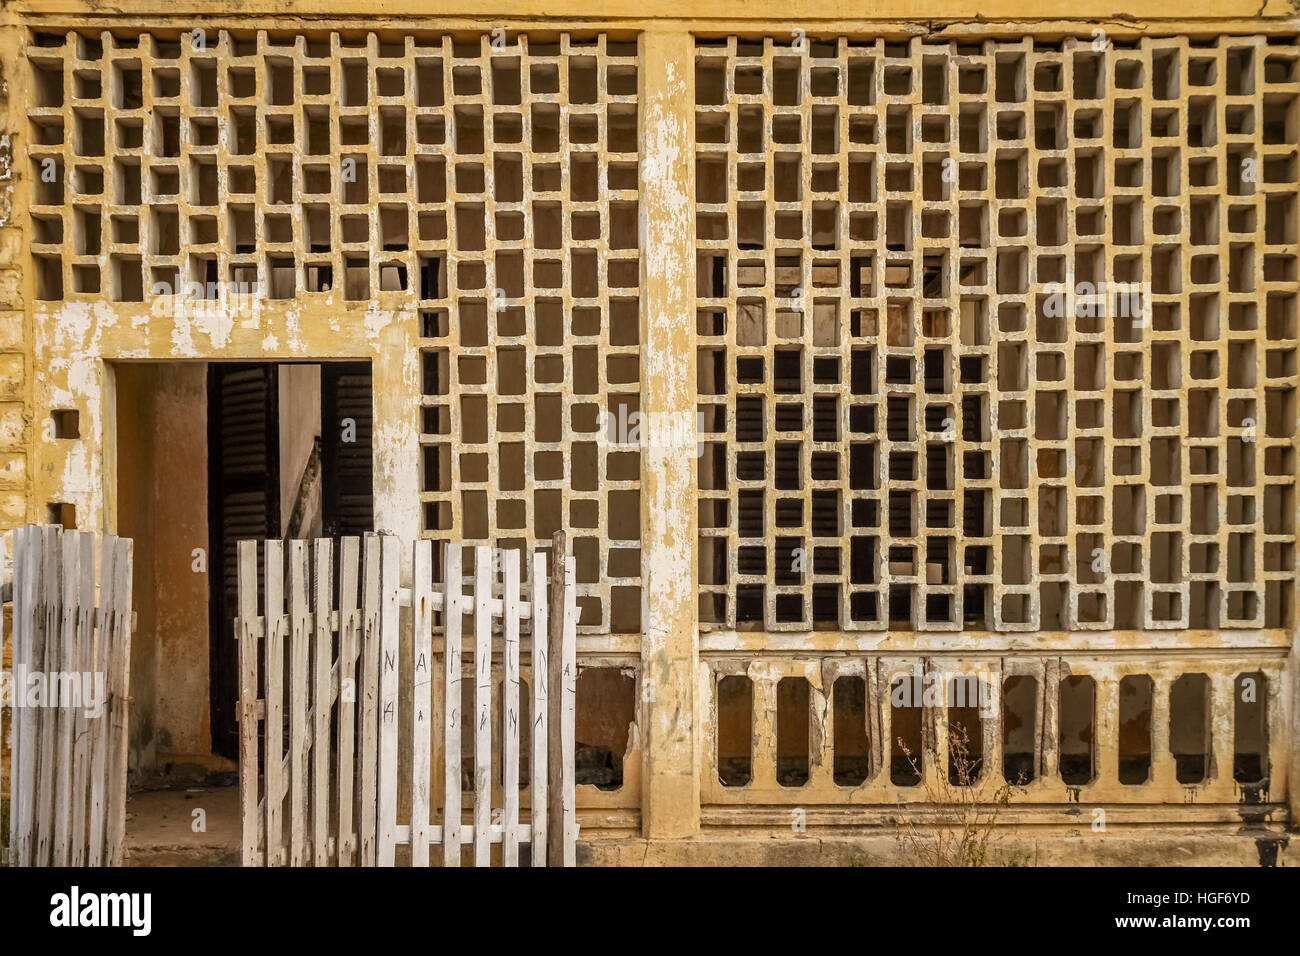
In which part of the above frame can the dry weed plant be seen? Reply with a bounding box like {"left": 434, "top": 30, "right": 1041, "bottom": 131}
{"left": 894, "top": 723, "right": 1027, "bottom": 866}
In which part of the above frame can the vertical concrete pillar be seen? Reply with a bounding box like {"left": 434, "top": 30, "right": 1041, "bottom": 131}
{"left": 751, "top": 675, "right": 778, "bottom": 789}
{"left": 638, "top": 26, "right": 699, "bottom": 839}
{"left": 371, "top": 316, "right": 421, "bottom": 811}
{"left": 982, "top": 663, "right": 1002, "bottom": 785}
{"left": 929, "top": 670, "right": 948, "bottom": 784}
{"left": 1149, "top": 672, "right": 1174, "bottom": 789}
{"left": 1040, "top": 659, "right": 1060, "bottom": 780}
{"left": 1206, "top": 670, "right": 1232, "bottom": 794}
{"left": 1093, "top": 673, "right": 1118, "bottom": 786}
{"left": 809, "top": 670, "right": 834, "bottom": 790}
{"left": 877, "top": 662, "right": 893, "bottom": 785}
{"left": 370, "top": 318, "right": 422, "bottom": 552}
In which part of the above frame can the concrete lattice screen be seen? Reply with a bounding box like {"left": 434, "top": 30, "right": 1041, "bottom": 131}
{"left": 694, "top": 35, "right": 1298, "bottom": 633}
{"left": 415, "top": 36, "right": 644, "bottom": 636}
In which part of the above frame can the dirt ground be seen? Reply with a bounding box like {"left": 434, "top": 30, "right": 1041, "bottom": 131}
{"left": 124, "top": 784, "right": 241, "bottom": 866}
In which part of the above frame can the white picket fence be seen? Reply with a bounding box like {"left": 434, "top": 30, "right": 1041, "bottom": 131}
{"left": 235, "top": 533, "right": 577, "bottom": 867}
{"left": 3, "top": 524, "right": 134, "bottom": 867}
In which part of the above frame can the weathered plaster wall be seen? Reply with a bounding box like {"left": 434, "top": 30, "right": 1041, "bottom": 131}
{"left": 2, "top": 4, "right": 1297, "bottom": 865}
{"left": 0, "top": 21, "right": 30, "bottom": 548}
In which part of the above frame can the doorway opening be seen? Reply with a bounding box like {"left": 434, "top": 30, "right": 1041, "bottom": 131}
{"left": 112, "top": 360, "right": 375, "bottom": 774}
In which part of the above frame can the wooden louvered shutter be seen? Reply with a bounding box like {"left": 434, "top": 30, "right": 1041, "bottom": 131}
{"left": 207, "top": 363, "right": 280, "bottom": 760}
{"left": 320, "top": 362, "right": 374, "bottom": 538}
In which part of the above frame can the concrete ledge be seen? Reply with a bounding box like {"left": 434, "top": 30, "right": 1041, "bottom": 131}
{"left": 120, "top": 782, "right": 1293, "bottom": 865}
{"left": 579, "top": 827, "right": 1294, "bottom": 866}
{"left": 8, "top": 1, "right": 1297, "bottom": 24}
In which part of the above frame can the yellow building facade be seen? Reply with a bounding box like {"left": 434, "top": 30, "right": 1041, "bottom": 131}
{"left": 1, "top": 0, "right": 1297, "bottom": 864}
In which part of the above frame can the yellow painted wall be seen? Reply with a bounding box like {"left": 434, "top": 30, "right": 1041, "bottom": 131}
{"left": 0, "top": 4, "right": 1296, "bottom": 860}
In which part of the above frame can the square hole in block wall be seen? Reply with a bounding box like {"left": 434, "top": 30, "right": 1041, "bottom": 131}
{"left": 47, "top": 502, "right": 77, "bottom": 529}
{"left": 51, "top": 409, "right": 80, "bottom": 439}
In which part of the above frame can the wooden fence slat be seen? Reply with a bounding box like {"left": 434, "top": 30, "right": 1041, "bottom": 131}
{"left": 472, "top": 545, "right": 492, "bottom": 867}
{"left": 0, "top": 532, "right": 4, "bottom": 863}
{"left": 410, "top": 538, "right": 434, "bottom": 866}
{"left": 9, "top": 528, "right": 26, "bottom": 865}
{"left": 0, "top": 531, "right": 6, "bottom": 856}
{"left": 530, "top": 549, "right": 548, "bottom": 867}
{"left": 264, "top": 539, "right": 286, "bottom": 866}
{"left": 70, "top": 531, "right": 95, "bottom": 866}
{"left": 34, "top": 524, "right": 61, "bottom": 866}
{"left": 27, "top": 522, "right": 46, "bottom": 868}
{"left": 376, "top": 534, "right": 400, "bottom": 867}
{"left": 288, "top": 540, "right": 310, "bottom": 866}
{"left": 312, "top": 539, "right": 333, "bottom": 866}
{"left": 0, "top": 532, "right": 5, "bottom": 862}
{"left": 0, "top": 533, "right": 6, "bottom": 862}
{"left": 502, "top": 549, "right": 521, "bottom": 866}
{"left": 22, "top": 523, "right": 42, "bottom": 867}
{"left": 336, "top": 536, "right": 360, "bottom": 866}
{"left": 2, "top": 530, "right": 12, "bottom": 866}
{"left": 442, "top": 543, "right": 464, "bottom": 866}
{"left": 546, "top": 531, "right": 566, "bottom": 868}
{"left": 51, "top": 531, "right": 77, "bottom": 865}
{"left": 29, "top": 524, "right": 48, "bottom": 868}
{"left": 237, "top": 540, "right": 260, "bottom": 866}
{"left": 88, "top": 533, "right": 115, "bottom": 867}
{"left": 560, "top": 554, "right": 578, "bottom": 867}
{"left": 13, "top": 526, "right": 39, "bottom": 867}
{"left": 105, "top": 536, "right": 133, "bottom": 867}
{"left": 358, "top": 534, "right": 381, "bottom": 866}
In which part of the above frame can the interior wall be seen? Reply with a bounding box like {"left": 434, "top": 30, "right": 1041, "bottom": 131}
{"left": 115, "top": 361, "right": 224, "bottom": 776}
{"left": 153, "top": 365, "right": 217, "bottom": 769}
{"left": 114, "top": 363, "right": 159, "bottom": 775}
